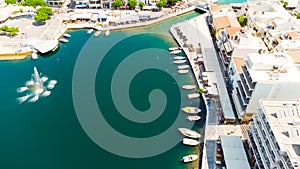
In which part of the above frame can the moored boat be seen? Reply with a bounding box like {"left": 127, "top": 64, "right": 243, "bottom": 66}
{"left": 17, "top": 87, "right": 28, "bottom": 93}
{"left": 182, "top": 138, "right": 200, "bottom": 146}
{"left": 187, "top": 115, "right": 201, "bottom": 121}
{"left": 169, "top": 47, "right": 181, "bottom": 51}
{"left": 178, "top": 128, "right": 201, "bottom": 139}
{"left": 178, "top": 69, "right": 189, "bottom": 74}
{"left": 181, "top": 154, "right": 199, "bottom": 163}
{"left": 178, "top": 65, "right": 190, "bottom": 70}
{"left": 87, "top": 29, "right": 94, "bottom": 34}
{"left": 105, "top": 29, "right": 110, "bottom": 36}
{"left": 17, "top": 94, "right": 32, "bottom": 104}
{"left": 59, "top": 38, "right": 69, "bottom": 43}
{"left": 187, "top": 93, "right": 200, "bottom": 99}
{"left": 63, "top": 33, "right": 71, "bottom": 38}
{"left": 170, "top": 49, "right": 182, "bottom": 54}
{"left": 182, "top": 107, "right": 201, "bottom": 114}
{"left": 94, "top": 30, "right": 101, "bottom": 37}
{"left": 31, "top": 53, "right": 38, "bottom": 60}
{"left": 174, "top": 56, "right": 185, "bottom": 60}
{"left": 182, "top": 85, "right": 196, "bottom": 90}
{"left": 173, "top": 60, "right": 186, "bottom": 64}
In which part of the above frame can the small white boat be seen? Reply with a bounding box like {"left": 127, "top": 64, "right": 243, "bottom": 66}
{"left": 87, "top": 29, "right": 94, "bottom": 34}
{"left": 25, "top": 80, "right": 34, "bottom": 86}
{"left": 178, "top": 65, "right": 190, "bottom": 70}
{"left": 182, "top": 107, "right": 201, "bottom": 114}
{"left": 187, "top": 116, "right": 201, "bottom": 121}
{"left": 182, "top": 154, "right": 199, "bottom": 163}
{"left": 63, "top": 33, "right": 71, "bottom": 38}
{"left": 174, "top": 56, "right": 185, "bottom": 60}
{"left": 169, "top": 47, "right": 181, "bottom": 51}
{"left": 173, "top": 60, "right": 186, "bottom": 64}
{"left": 41, "top": 76, "right": 48, "bottom": 82}
{"left": 94, "top": 30, "right": 101, "bottom": 37}
{"left": 17, "top": 94, "right": 32, "bottom": 104}
{"left": 59, "top": 38, "right": 69, "bottom": 43}
{"left": 178, "top": 128, "right": 201, "bottom": 139}
{"left": 178, "top": 69, "right": 189, "bottom": 74}
{"left": 182, "top": 85, "right": 196, "bottom": 90}
{"left": 29, "top": 95, "right": 39, "bottom": 102}
{"left": 187, "top": 93, "right": 200, "bottom": 99}
{"left": 105, "top": 29, "right": 110, "bottom": 36}
{"left": 17, "top": 87, "right": 28, "bottom": 93}
{"left": 31, "top": 53, "right": 38, "bottom": 60}
{"left": 42, "top": 90, "right": 51, "bottom": 97}
{"left": 182, "top": 138, "right": 200, "bottom": 146}
{"left": 170, "top": 49, "right": 182, "bottom": 54}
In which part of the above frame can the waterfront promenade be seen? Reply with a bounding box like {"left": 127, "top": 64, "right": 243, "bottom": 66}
{"left": 0, "top": 5, "right": 197, "bottom": 59}
{"left": 170, "top": 14, "right": 245, "bottom": 169}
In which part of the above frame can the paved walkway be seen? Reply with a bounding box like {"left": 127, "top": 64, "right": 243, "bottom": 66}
{"left": 170, "top": 14, "right": 242, "bottom": 169}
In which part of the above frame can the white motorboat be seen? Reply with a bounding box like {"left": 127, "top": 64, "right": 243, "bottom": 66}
{"left": 187, "top": 93, "right": 200, "bottom": 99}
{"left": 182, "top": 154, "right": 199, "bottom": 163}
{"left": 170, "top": 49, "right": 182, "bottom": 54}
{"left": 105, "top": 29, "right": 110, "bottom": 36}
{"left": 173, "top": 60, "right": 186, "bottom": 64}
{"left": 63, "top": 33, "right": 71, "bottom": 38}
{"left": 17, "top": 87, "right": 28, "bottom": 93}
{"left": 178, "top": 65, "right": 190, "bottom": 70}
{"left": 182, "top": 107, "right": 201, "bottom": 114}
{"left": 169, "top": 47, "right": 181, "bottom": 51}
{"left": 29, "top": 95, "right": 39, "bottom": 102}
{"left": 94, "top": 30, "right": 101, "bottom": 37}
{"left": 59, "top": 38, "right": 69, "bottom": 43}
{"left": 174, "top": 56, "right": 185, "bottom": 60}
{"left": 187, "top": 116, "right": 201, "bottom": 121}
{"left": 42, "top": 90, "right": 51, "bottom": 97}
{"left": 49, "top": 80, "right": 57, "bottom": 85}
{"left": 178, "top": 128, "right": 201, "bottom": 139}
{"left": 41, "top": 76, "right": 48, "bottom": 82}
{"left": 178, "top": 69, "right": 189, "bottom": 74}
{"left": 182, "top": 138, "right": 200, "bottom": 146}
{"left": 182, "top": 85, "right": 196, "bottom": 90}
{"left": 87, "top": 29, "right": 94, "bottom": 34}
{"left": 17, "top": 94, "right": 32, "bottom": 104}
{"left": 31, "top": 53, "right": 38, "bottom": 60}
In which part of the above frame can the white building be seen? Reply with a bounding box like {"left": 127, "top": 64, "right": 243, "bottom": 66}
{"left": 248, "top": 99, "right": 300, "bottom": 169}
{"left": 229, "top": 52, "right": 300, "bottom": 121}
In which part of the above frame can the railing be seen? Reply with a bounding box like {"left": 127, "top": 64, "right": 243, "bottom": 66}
{"left": 239, "top": 73, "right": 251, "bottom": 97}
{"left": 237, "top": 81, "right": 249, "bottom": 104}
{"left": 235, "top": 87, "right": 247, "bottom": 110}
{"left": 241, "top": 66, "right": 255, "bottom": 89}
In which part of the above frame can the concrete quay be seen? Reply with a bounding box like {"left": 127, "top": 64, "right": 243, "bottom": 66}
{"left": 170, "top": 14, "right": 244, "bottom": 169}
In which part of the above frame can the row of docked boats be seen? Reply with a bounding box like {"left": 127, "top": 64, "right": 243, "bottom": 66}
{"left": 59, "top": 33, "right": 71, "bottom": 43}
{"left": 88, "top": 28, "right": 110, "bottom": 37}
{"left": 170, "top": 46, "right": 201, "bottom": 163}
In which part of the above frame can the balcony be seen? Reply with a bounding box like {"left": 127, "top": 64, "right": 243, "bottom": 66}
{"left": 247, "top": 128, "right": 264, "bottom": 169}
{"left": 237, "top": 81, "right": 249, "bottom": 104}
{"left": 239, "top": 74, "right": 252, "bottom": 97}
{"left": 241, "top": 66, "right": 256, "bottom": 89}
{"left": 235, "top": 87, "right": 247, "bottom": 110}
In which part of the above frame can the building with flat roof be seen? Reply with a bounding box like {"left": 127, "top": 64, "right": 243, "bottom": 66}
{"left": 217, "top": 135, "right": 251, "bottom": 169}
{"left": 228, "top": 52, "right": 300, "bottom": 121}
{"left": 248, "top": 99, "right": 300, "bottom": 169}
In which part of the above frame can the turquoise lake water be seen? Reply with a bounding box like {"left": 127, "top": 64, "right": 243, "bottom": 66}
{"left": 0, "top": 0, "right": 246, "bottom": 167}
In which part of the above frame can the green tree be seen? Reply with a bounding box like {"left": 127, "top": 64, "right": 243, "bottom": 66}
{"left": 5, "top": 0, "right": 16, "bottom": 4}
{"left": 283, "top": 1, "right": 288, "bottom": 7}
{"left": 198, "top": 87, "right": 204, "bottom": 94}
{"left": 36, "top": 7, "right": 53, "bottom": 15}
{"left": 156, "top": 0, "right": 166, "bottom": 9}
{"left": 34, "top": 12, "right": 49, "bottom": 22}
{"left": 0, "top": 25, "right": 19, "bottom": 36}
{"left": 139, "top": 1, "right": 144, "bottom": 10}
{"left": 24, "top": 0, "right": 46, "bottom": 7}
{"left": 127, "top": 0, "right": 137, "bottom": 9}
{"left": 297, "top": 13, "right": 300, "bottom": 19}
{"left": 238, "top": 15, "right": 247, "bottom": 27}
{"left": 111, "top": 0, "right": 123, "bottom": 9}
